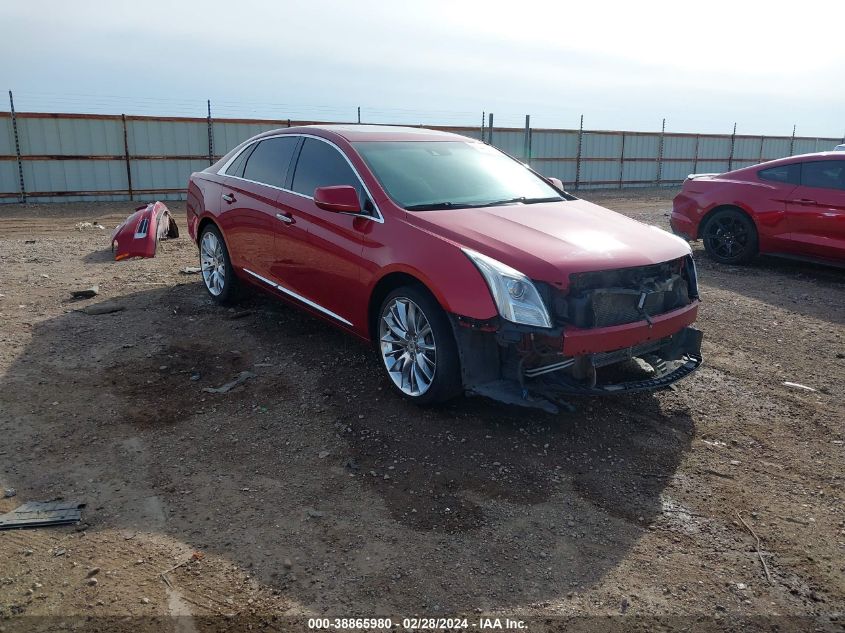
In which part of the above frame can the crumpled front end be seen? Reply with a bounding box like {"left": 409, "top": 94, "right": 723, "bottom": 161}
{"left": 452, "top": 255, "right": 703, "bottom": 412}
{"left": 111, "top": 201, "right": 179, "bottom": 261}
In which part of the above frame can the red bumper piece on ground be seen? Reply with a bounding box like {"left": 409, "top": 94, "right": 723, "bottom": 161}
{"left": 111, "top": 201, "right": 179, "bottom": 260}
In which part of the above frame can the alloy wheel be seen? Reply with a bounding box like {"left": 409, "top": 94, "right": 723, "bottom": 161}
{"left": 200, "top": 231, "right": 226, "bottom": 296}
{"left": 703, "top": 216, "right": 749, "bottom": 260}
{"left": 379, "top": 297, "right": 437, "bottom": 396}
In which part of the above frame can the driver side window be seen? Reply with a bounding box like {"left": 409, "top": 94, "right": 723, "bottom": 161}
{"left": 291, "top": 138, "right": 373, "bottom": 213}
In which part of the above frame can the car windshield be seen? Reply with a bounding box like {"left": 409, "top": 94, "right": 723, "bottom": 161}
{"left": 353, "top": 140, "right": 564, "bottom": 210}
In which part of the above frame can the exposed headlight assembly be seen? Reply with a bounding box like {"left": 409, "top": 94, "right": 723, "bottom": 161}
{"left": 462, "top": 248, "right": 552, "bottom": 328}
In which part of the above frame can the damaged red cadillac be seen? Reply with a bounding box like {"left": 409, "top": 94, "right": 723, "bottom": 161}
{"left": 187, "top": 125, "right": 702, "bottom": 411}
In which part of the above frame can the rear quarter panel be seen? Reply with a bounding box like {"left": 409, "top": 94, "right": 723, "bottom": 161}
{"left": 674, "top": 176, "right": 792, "bottom": 251}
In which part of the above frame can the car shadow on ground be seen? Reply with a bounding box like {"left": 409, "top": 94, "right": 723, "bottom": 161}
{"left": 692, "top": 246, "right": 845, "bottom": 326}
{"left": 0, "top": 282, "right": 694, "bottom": 612}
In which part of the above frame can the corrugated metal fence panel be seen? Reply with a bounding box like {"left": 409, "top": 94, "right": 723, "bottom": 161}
{"left": 661, "top": 160, "right": 696, "bottom": 183}
{"left": 128, "top": 119, "right": 208, "bottom": 157}
{"left": 19, "top": 116, "right": 124, "bottom": 155}
{"left": 662, "top": 135, "right": 697, "bottom": 159}
{"left": 623, "top": 134, "right": 659, "bottom": 158}
{"left": 24, "top": 160, "right": 127, "bottom": 203}
{"left": 733, "top": 137, "right": 761, "bottom": 162}
{"left": 1, "top": 115, "right": 14, "bottom": 154}
{"left": 489, "top": 130, "right": 525, "bottom": 159}
{"left": 583, "top": 132, "right": 623, "bottom": 159}
{"left": 623, "top": 160, "right": 659, "bottom": 185}
{"left": 530, "top": 159, "right": 576, "bottom": 184}
{"left": 0, "top": 115, "right": 16, "bottom": 197}
{"left": 529, "top": 130, "right": 579, "bottom": 159}
{"left": 131, "top": 158, "right": 207, "bottom": 199}
{"left": 793, "top": 138, "right": 832, "bottom": 155}
{"left": 762, "top": 137, "right": 792, "bottom": 160}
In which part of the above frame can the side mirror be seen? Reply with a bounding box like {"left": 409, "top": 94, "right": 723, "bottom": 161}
{"left": 314, "top": 185, "right": 362, "bottom": 213}
{"left": 547, "top": 177, "right": 564, "bottom": 191}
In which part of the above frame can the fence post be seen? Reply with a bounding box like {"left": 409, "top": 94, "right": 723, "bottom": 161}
{"left": 618, "top": 133, "right": 626, "bottom": 189}
{"left": 574, "top": 114, "right": 584, "bottom": 190}
{"left": 727, "top": 122, "right": 736, "bottom": 171}
{"left": 789, "top": 124, "right": 796, "bottom": 155}
{"left": 523, "top": 115, "right": 530, "bottom": 162}
{"left": 357, "top": 107, "right": 361, "bottom": 124}
{"left": 8, "top": 91, "right": 26, "bottom": 203}
{"left": 656, "top": 118, "right": 666, "bottom": 186}
{"left": 206, "top": 99, "right": 214, "bottom": 166}
{"left": 481, "top": 111, "right": 485, "bottom": 143}
{"left": 758, "top": 135, "right": 765, "bottom": 164}
{"left": 121, "top": 114, "right": 133, "bottom": 201}
{"left": 692, "top": 134, "right": 700, "bottom": 174}
{"left": 488, "top": 113, "right": 494, "bottom": 146}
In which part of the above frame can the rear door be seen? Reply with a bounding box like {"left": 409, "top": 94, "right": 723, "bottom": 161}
{"left": 785, "top": 159, "right": 845, "bottom": 261}
{"left": 274, "top": 137, "right": 376, "bottom": 328}
{"left": 217, "top": 136, "right": 300, "bottom": 276}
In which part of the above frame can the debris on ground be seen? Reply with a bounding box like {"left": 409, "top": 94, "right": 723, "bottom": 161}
{"left": 75, "top": 221, "right": 105, "bottom": 231}
{"left": 201, "top": 370, "right": 256, "bottom": 394}
{"left": 783, "top": 381, "right": 817, "bottom": 392}
{"left": 306, "top": 508, "right": 326, "bottom": 518}
{"left": 70, "top": 285, "right": 99, "bottom": 300}
{"left": 0, "top": 500, "right": 85, "bottom": 530}
{"left": 78, "top": 303, "right": 125, "bottom": 316}
{"left": 112, "top": 201, "right": 179, "bottom": 261}
{"left": 181, "top": 266, "right": 201, "bottom": 274}
{"left": 3, "top": 488, "right": 16, "bottom": 498}
{"left": 227, "top": 310, "right": 253, "bottom": 320}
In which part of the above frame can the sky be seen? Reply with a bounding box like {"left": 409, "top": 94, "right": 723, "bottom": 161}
{"left": 2, "top": 0, "right": 844, "bottom": 136}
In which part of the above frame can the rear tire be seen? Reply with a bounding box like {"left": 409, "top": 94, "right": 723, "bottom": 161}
{"left": 377, "top": 285, "right": 462, "bottom": 405}
{"left": 701, "top": 208, "right": 758, "bottom": 264}
{"left": 199, "top": 224, "right": 239, "bottom": 305}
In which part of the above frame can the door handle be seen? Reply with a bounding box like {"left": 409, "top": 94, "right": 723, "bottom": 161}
{"left": 222, "top": 193, "right": 236, "bottom": 204}
{"left": 276, "top": 212, "right": 294, "bottom": 224}
{"left": 792, "top": 198, "right": 818, "bottom": 205}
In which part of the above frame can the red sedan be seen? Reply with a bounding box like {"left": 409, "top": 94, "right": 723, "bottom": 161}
{"left": 187, "top": 126, "right": 702, "bottom": 410}
{"left": 671, "top": 152, "right": 845, "bottom": 266}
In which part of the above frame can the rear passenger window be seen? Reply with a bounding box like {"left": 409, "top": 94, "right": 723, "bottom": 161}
{"left": 242, "top": 137, "right": 299, "bottom": 188}
{"left": 291, "top": 138, "right": 364, "bottom": 202}
{"left": 758, "top": 164, "right": 800, "bottom": 184}
{"left": 224, "top": 144, "right": 255, "bottom": 178}
{"left": 801, "top": 160, "right": 845, "bottom": 191}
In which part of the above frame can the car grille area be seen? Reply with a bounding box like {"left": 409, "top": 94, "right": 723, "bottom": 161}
{"left": 552, "top": 258, "right": 694, "bottom": 328}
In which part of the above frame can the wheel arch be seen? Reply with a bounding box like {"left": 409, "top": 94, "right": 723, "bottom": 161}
{"left": 697, "top": 203, "right": 757, "bottom": 239}
{"left": 196, "top": 215, "right": 220, "bottom": 245}
{"left": 367, "top": 271, "right": 441, "bottom": 342}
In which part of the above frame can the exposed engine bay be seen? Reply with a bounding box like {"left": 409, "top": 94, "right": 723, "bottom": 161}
{"left": 452, "top": 255, "right": 703, "bottom": 412}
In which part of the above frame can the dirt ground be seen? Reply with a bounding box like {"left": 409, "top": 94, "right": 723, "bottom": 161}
{"left": 0, "top": 189, "right": 842, "bottom": 632}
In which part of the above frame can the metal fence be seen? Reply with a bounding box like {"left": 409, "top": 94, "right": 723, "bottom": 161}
{"left": 1, "top": 109, "right": 842, "bottom": 204}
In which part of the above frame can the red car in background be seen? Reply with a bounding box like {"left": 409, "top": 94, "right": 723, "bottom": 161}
{"left": 671, "top": 152, "right": 845, "bottom": 266}
{"left": 187, "top": 125, "right": 702, "bottom": 411}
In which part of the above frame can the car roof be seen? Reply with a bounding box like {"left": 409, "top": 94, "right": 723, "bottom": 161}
{"left": 254, "top": 124, "right": 472, "bottom": 143}
{"left": 739, "top": 151, "right": 845, "bottom": 172}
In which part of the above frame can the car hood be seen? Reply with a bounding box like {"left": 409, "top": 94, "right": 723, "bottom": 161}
{"left": 409, "top": 198, "right": 692, "bottom": 286}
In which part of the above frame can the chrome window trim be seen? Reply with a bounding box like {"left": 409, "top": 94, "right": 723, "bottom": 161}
{"left": 219, "top": 133, "right": 384, "bottom": 224}
{"left": 243, "top": 268, "right": 354, "bottom": 327}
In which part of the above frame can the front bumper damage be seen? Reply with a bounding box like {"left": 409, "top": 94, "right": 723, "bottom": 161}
{"left": 451, "top": 313, "right": 703, "bottom": 414}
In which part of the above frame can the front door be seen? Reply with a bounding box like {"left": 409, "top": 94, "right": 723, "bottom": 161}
{"left": 276, "top": 137, "right": 376, "bottom": 329}
{"left": 785, "top": 160, "right": 845, "bottom": 261}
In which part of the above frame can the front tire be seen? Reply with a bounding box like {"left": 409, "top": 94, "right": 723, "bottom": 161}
{"left": 377, "top": 286, "right": 462, "bottom": 405}
{"left": 199, "top": 224, "right": 239, "bottom": 305}
{"left": 701, "top": 208, "right": 758, "bottom": 264}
